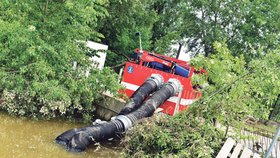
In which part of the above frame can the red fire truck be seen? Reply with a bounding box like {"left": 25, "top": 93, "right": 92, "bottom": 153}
{"left": 120, "top": 48, "right": 206, "bottom": 116}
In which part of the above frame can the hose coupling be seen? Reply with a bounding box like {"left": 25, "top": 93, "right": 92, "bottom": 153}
{"left": 167, "top": 78, "right": 182, "bottom": 95}
{"left": 147, "top": 74, "right": 164, "bottom": 88}
{"left": 115, "top": 115, "right": 133, "bottom": 131}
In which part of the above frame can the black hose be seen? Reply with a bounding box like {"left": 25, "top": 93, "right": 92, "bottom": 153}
{"left": 126, "top": 83, "right": 176, "bottom": 121}
{"left": 56, "top": 127, "right": 88, "bottom": 147}
{"left": 66, "top": 120, "right": 122, "bottom": 152}
{"left": 56, "top": 74, "right": 162, "bottom": 147}
{"left": 118, "top": 74, "right": 163, "bottom": 115}
{"left": 56, "top": 78, "right": 181, "bottom": 152}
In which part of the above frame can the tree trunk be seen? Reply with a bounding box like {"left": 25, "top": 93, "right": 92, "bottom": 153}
{"left": 204, "top": 44, "right": 212, "bottom": 57}
{"left": 269, "top": 94, "right": 280, "bottom": 120}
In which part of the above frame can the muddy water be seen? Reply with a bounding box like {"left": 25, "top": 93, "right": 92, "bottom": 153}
{"left": 0, "top": 112, "right": 121, "bottom": 158}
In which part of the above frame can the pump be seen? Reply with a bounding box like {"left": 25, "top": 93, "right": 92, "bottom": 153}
{"left": 120, "top": 48, "right": 206, "bottom": 115}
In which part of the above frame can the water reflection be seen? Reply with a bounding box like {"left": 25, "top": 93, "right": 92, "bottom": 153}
{"left": 0, "top": 112, "right": 120, "bottom": 158}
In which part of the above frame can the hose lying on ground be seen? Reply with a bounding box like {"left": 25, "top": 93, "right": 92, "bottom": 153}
{"left": 55, "top": 78, "right": 181, "bottom": 152}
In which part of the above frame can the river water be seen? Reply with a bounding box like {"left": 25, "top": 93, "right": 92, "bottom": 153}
{"left": 0, "top": 112, "right": 121, "bottom": 158}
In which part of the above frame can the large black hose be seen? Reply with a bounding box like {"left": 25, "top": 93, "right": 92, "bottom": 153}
{"left": 55, "top": 119, "right": 124, "bottom": 152}
{"left": 55, "top": 127, "right": 88, "bottom": 147}
{"left": 118, "top": 74, "right": 163, "bottom": 115}
{"left": 56, "top": 78, "right": 181, "bottom": 152}
{"left": 66, "top": 120, "right": 122, "bottom": 152}
{"left": 56, "top": 74, "right": 162, "bottom": 148}
{"left": 126, "top": 82, "right": 178, "bottom": 121}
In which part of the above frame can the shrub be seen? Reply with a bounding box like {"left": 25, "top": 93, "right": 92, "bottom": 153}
{"left": 0, "top": 1, "right": 122, "bottom": 122}
{"left": 122, "top": 111, "right": 224, "bottom": 158}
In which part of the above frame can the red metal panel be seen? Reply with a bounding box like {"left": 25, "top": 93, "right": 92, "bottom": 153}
{"left": 160, "top": 101, "right": 176, "bottom": 115}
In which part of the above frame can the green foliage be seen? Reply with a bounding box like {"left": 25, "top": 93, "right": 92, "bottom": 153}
{"left": 98, "top": 0, "right": 157, "bottom": 67}
{"left": 247, "top": 51, "right": 280, "bottom": 119}
{"left": 191, "top": 42, "right": 280, "bottom": 124}
{"left": 270, "top": 96, "right": 280, "bottom": 120}
{"left": 0, "top": 1, "right": 122, "bottom": 122}
{"left": 176, "top": 0, "right": 280, "bottom": 58}
{"left": 149, "top": 0, "right": 185, "bottom": 53}
{"left": 123, "top": 113, "right": 224, "bottom": 158}
{"left": 98, "top": 0, "right": 280, "bottom": 66}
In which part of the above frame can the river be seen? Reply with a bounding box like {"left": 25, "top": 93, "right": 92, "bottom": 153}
{"left": 0, "top": 112, "right": 121, "bottom": 158}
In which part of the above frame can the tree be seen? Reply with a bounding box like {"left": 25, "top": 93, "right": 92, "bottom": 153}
{"left": 139, "top": 0, "right": 280, "bottom": 58}
{"left": 191, "top": 42, "right": 280, "bottom": 128}
{"left": 0, "top": 1, "right": 121, "bottom": 121}
{"left": 95, "top": 0, "right": 280, "bottom": 66}
{"left": 98, "top": 0, "right": 157, "bottom": 67}
{"left": 149, "top": 0, "right": 185, "bottom": 54}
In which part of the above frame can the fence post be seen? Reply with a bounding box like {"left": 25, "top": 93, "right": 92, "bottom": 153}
{"left": 265, "top": 125, "right": 280, "bottom": 158}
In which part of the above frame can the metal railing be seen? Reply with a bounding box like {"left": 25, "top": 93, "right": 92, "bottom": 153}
{"left": 238, "top": 125, "right": 280, "bottom": 158}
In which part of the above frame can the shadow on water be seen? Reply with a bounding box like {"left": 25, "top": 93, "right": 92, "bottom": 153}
{"left": 0, "top": 112, "right": 121, "bottom": 158}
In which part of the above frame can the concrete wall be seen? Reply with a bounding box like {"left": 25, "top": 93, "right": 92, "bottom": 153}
{"left": 95, "top": 93, "right": 126, "bottom": 120}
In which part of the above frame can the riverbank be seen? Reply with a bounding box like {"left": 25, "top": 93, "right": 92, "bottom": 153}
{"left": 0, "top": 112, "right": 121, "bottom": 158}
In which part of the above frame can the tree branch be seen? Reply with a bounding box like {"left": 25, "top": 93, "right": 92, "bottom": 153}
{"left": 109, "top": 50, "right": 131, "bottom": 61}
{"left": 110, "top": 62, "right": 126, "bottom": 69}
{"left": 44, "top": 0, "right": 49, "bottom": 15}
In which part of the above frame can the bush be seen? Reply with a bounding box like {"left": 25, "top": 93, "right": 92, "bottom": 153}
{"left": 122, "top": 111, "right": 224, "bottom": 158}
{"left": 191, "top": 42, "right": 280, "bottom": 124}
{"left": 0, "top": 1, "right": 122, "bottom": 122}
{"left": 0, "top": 67, "right": 121, "bottom": 121}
